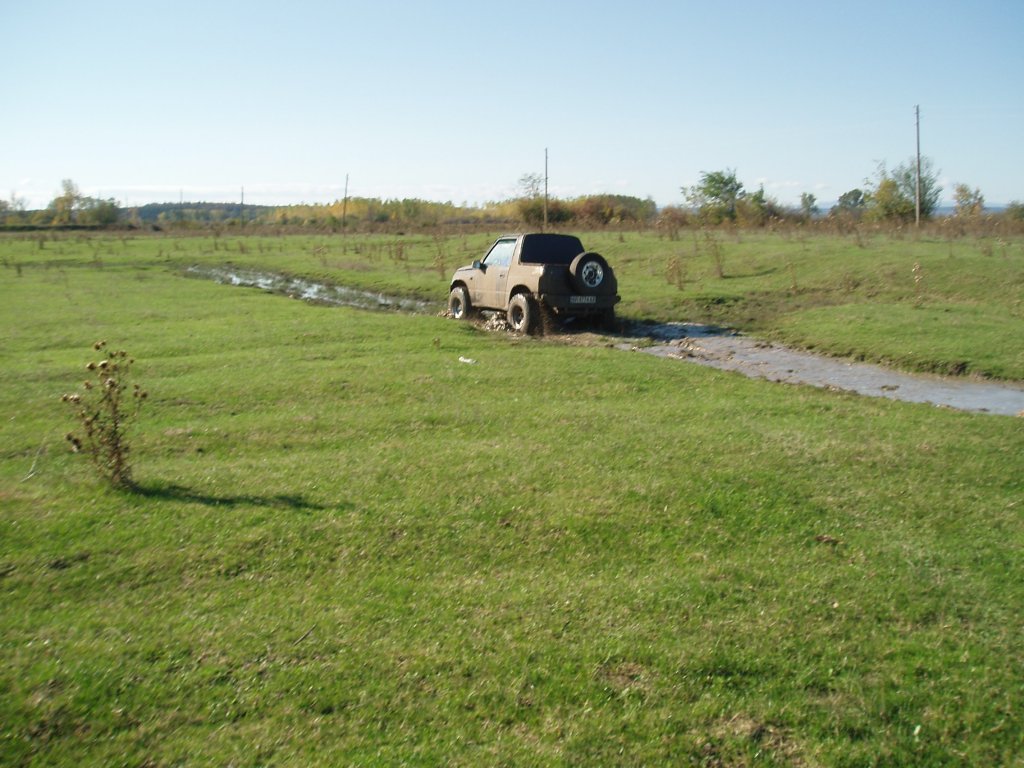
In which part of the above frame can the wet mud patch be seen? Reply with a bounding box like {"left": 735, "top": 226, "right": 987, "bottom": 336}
{"left": 618, "top": 322, "right": 1024, "bottom": 417}
{"left": 185, "top": 265, "right": 437, "bottom": 314}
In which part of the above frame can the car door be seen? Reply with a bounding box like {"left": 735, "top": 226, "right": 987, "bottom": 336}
{"left": 477, "top": 238, "right": 515, "bottom": 308}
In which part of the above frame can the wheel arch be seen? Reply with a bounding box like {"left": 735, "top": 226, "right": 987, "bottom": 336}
{"left": 505, "top": 284, "right": 533, "bottom": 308}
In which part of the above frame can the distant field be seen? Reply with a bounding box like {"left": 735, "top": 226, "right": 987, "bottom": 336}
{"left": 1, "top": 231, "right": 1022, "bottom": 765}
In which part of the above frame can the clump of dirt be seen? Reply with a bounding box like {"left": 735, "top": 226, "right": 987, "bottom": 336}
{"left": 597, "top": 661, "right": 649, "bottom": 693}
{"left": 696, "top": 713, "right": 807, "bottom": 766}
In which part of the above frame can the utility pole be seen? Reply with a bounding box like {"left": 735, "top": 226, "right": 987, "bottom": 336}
{"left": 240, "top": 186, "right": 245, "bottom": 228}
{"left": 342, "top": 173, "right": 349, "bottom": 230}
{"left": 915, "top": 105, "right": 921, "bottom": 228}
{"left": 543, "top": 148, "right": 549, "bottom": 231}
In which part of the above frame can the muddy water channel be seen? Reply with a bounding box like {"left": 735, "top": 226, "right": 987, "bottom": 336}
{"left": 186, "top": 265, "right": 434, "bottom": 313}
{"left": 190, "top": 266, "right": 1024, "bottom": 416}
{"left": 621, "top": 323, "right": 1024, "bottom": 417}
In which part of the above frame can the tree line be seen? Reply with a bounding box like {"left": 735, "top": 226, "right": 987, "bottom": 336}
{"left": 3, "top": 166, "right": 1021, "bottom": 231}
{"left": 679, "top": 158, "right": 992, "bottom": 226}
{"left": 1, "top": 180, "right": 120, "bottom": 228}
{"left": 0, "top": 186, "right": 660, "bottom": 230}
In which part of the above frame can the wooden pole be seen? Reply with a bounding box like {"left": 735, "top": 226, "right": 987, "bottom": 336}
{"left": 915, "top": 105, "right": 921, "bottom": 228}
{"left": 544, "top": 148, "right": 549, "bottom": 231}
{"left": 342, "top": 173, "right": 349, "bottom": 230}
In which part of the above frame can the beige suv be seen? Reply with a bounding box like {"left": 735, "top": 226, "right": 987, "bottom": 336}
{"left": 448, "top": 233, "right": 619, "bottom": 333}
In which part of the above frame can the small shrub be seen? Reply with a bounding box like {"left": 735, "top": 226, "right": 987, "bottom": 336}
{"left": 912, "top": 262, "right": 925, "bottom": 307}
{"left": 704, "top": 230, "right": 725, "bottom": 278}
{"left": 432, "top": 250, "right": 446, "bottom": 280}
{"left": 61, "top": 341, "right": 147, "bottom": 489}
{"left": 665, "top": 255, "right": 686, "bottom": 290}
{"left": 312, "top": 244, "right": 328, "bottom": 266}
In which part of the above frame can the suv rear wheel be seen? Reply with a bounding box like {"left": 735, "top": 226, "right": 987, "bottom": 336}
{"left": 507, "top": 293, "right": 537, "bottom": 334}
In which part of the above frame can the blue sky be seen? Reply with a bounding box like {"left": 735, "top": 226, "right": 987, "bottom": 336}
{"left": 4, "top": 0, "right": 1023, "bottom": 209}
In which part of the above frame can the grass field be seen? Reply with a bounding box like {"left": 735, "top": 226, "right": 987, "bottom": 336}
{"left": 5, "top": 227, "right": 1020, "bottom": 379}
{"left": 1, "top": 231, "right": 1023, "bottom": 765}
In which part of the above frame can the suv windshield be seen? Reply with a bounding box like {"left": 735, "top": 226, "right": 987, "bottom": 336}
{"left": 519, "top": 234, "right": 585, "bottom": 265}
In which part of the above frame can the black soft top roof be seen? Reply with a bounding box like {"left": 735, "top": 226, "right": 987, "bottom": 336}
{"left": 519, "top": 233, "right": 585, "bottom": 265}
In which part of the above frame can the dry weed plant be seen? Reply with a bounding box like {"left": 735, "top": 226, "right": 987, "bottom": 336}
{"left": 665, "top": 254, "right": 686, "bottom": 290}
{"left": 312, "top": 243, "right": 328, "bottom": 266}
{"left": 62, "top": 341, "right": 147, "bottom": 489}
{"left": 432, "top": 239, "right": 448, "bottom": 280}
{"left": 704, "top": 230, "right": 725, "bottom": 278}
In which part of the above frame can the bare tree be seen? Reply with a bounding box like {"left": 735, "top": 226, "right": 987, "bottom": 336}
{"left": 518, "top": 172, "right": 543, "bottom": 199}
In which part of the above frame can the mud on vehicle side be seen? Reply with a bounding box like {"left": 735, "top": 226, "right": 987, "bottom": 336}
{"left": 448, "top": 233, "right": 620, "bottom": 333}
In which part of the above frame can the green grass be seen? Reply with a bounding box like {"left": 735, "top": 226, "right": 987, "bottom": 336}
{"left": 1, "top": 234, "right": 1023, "bottom": 765}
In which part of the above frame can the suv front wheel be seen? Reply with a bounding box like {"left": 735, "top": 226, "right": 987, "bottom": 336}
{"left": 448, "top": 286, "right": 471, "bottom": 320}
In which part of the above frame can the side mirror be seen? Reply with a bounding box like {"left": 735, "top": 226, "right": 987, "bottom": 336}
{"left": 472, "top": 260, "right": 483, "bottom": 270}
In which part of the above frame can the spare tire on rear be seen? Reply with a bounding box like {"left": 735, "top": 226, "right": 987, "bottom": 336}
{"left": 569, "top": 252, "right": 609, "bottom": 293}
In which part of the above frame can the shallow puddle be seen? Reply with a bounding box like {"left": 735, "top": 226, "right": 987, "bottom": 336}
{"left": 622, "top": 322, "right": 1024, "bottom": 417}
{"left": 186, "top": 265, "right": 435, "bottom": 313}
{"left": 187, "top": 266, "right": 1024, "bottom": 416}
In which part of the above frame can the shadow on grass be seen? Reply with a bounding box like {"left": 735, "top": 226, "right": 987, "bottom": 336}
{"left": 720, "top": 266, "right": 779, "bottom": 279}
{"left": 134, "top": 482, "right": 331, "bottom": 511}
